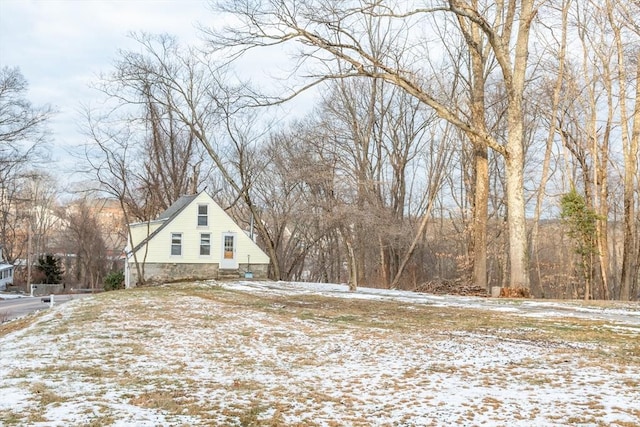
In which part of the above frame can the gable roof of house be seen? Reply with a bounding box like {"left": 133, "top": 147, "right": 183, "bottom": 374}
{"left": 130, "top": 193, "right": 200, "bottom": 254}
{"left": 158, "top": 195, "right": 197, "bottom": 220}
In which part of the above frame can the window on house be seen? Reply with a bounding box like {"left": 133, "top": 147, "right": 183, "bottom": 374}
{"left": 198, "top": 204, "right": 208, "bottom": 226}
{"left": 200, "top": 233, "right": 211, "bottom": 256}
{"left": 171, "top": 233, "right": 182, "bottom": 256}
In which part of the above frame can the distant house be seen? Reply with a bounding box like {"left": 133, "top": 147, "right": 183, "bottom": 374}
{"left": 0, "top": 263, "right": 13, "bottom": 291}
{"left": 125, "top": 191, "right": 270, "bottom": 287}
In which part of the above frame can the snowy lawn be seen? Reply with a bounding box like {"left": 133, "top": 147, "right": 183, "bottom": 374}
{"left": 0, "top": 281, "right": 639, "bottom": 426}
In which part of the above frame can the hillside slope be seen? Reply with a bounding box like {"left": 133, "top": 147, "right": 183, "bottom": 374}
{"left": 1, "top": 281, "right": 639, "bottom": 426}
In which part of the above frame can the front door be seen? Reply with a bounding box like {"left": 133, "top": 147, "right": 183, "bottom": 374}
{"left": 220, "top": 232, "right": 238, "bottom": 269}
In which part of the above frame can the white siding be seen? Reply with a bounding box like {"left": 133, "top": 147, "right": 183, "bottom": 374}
{"left": 129, "top": 221, "right": 162, "bottom": 246}
{"left": 129, "top": 192, "right": 269, "bottom": 266}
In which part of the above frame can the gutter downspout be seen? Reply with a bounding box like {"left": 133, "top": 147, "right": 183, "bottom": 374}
{"left": 124, "top": 247, "right": 131, "bottom": 289}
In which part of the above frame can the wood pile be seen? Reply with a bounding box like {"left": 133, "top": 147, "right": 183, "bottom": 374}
{"left": 499, "top": 286, "right": 531, "bottom": 298}
{"left": 414, "top": 280, "right": 487, "bottom": 297}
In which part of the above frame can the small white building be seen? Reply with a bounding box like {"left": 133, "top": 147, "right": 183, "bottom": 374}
{"left": 0, "top": 263, "right": 14, "bottom": 291}
{"left": 126, "top": 191, "right": 270, "bottom": 287}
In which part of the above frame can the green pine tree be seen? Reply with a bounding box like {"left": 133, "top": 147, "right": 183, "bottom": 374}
{"left": 560, "top": 188, "right": 601, "bottom": 298}
{"left": 36, "top": 255, "right": 64, "bottom": 284}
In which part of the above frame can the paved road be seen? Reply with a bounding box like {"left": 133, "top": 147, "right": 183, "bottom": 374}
{"left": 0, "top": 295, "right": 85, "bottom": 322}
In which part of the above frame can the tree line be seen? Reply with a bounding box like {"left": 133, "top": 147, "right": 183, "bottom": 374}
{"left": 2, "top": 0, "right": 639, "bottom": 300}
{"left": 0, "top": 66, "right": 124, "bottom": 289}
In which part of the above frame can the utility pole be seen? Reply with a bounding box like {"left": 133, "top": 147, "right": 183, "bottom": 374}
{"left": 25, "top": 173, "right": 41, "bottom": 294}
{"left": 27, "top": 215, "right": 32, "bottom": 293}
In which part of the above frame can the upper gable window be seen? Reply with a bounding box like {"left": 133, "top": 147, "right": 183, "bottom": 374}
{"left": 197, "top": 204, "right": 208, "bottom": 226}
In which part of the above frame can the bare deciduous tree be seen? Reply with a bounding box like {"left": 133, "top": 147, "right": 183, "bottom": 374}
{"left": 63, "top": 198, "right": 108, "bottom": 289}
{"left": 610, "top": 0, "right": 640, "bottom": 300}
{"left": 0, "top": 66, "right": 52, "bottom": 160}
{"left": 208, "top": 0, "right": 538, "bottom": 292}
{"left": 0, "top": 67, "right": 53, "bottom": 265}
{"left": 91, "top": 33, "right": 284, "bottom": 279}
{"left": 80, "top": 108, "right": 151, "bottom": 286}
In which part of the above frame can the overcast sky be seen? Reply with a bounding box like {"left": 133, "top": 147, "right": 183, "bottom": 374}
{"left": 0, "top": 0, "right": 214, "bottom": 178}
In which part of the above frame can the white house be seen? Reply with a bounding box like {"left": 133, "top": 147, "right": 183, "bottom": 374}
{"left": 125, "top": 191, "right": 270, "bottom": 286}
{"left": 0, "top": 263, "right": 13, "bottom": 291}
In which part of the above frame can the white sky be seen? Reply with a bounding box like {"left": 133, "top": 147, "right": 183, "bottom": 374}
{"left": 0, "top": 0, "right": 214, "bottom": 178}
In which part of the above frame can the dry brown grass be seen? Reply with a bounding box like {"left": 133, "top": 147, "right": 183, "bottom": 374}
{"left": 0, "top": 312, "right": 38, "bottom": 336}
{"left": 31, "top": 382, "right": 67, "bottom": 406}
{"left": 200, "top": 289, "right": 639, "bottom": 359}
{"left": 1, "top": 283, "right": 638, "bottom": 426}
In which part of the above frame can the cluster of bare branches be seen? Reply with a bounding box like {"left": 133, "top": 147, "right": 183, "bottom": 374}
{"left": 0, "top": 67, "right": 54, "bottom": 271}
{"left": 72, "top": 0, "right": 639, "bottom": 299}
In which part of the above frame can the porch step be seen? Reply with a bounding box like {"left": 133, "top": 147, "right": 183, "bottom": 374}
{"left": 218, "top": 269, "right": 240, "bottom": 280}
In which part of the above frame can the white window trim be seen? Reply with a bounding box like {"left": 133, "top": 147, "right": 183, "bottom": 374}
{"left": 170, "top": 232, "right": 183, "bottom": 257}
{"left": 199, "top": 232, "right": 212, "bottom": 257}
{"left": 197, "top": 204, "right": 209, "bottom": 227}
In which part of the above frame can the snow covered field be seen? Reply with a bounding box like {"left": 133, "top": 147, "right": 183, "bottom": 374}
{"left": 1, "top": 280, "right": 639, "bottom": 426}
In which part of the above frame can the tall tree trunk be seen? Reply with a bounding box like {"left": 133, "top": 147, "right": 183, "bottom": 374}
{"left": 341, "top": 229, "right": 358, "bottom": 291}
{"left": 379, "top": 236, "right": 389, "bottom": 287}
{"left": 504, "top": 127, "right": 529, "bottom": 291}
{"left": 503, "top": 0, "right": 535, "bottom": 292}
{"left": 472, "top": 145, "right": 489, "bottom": 291}
{"left": 457, "top": 3, "right": 490, "bottom": 292}
{"left": 621, "top": 55, "right": 640, "bottom": 300}
{"left": 615, "top": 0, "right": 640, "bottom": 299}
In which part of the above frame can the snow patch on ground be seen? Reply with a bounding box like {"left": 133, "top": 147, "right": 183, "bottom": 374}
{"left": 0, "top": 293, "right": 25, "bottom": 300}
{"left": 225, "top": 280, "right": 640, "bottom": 325}
{"left": 0, "top": 281, "right": 638, "bottom": 426}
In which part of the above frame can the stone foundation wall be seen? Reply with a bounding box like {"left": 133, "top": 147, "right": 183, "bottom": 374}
{"left": 129, "top": 263, "right": 219, "bottom": 286}
{"left": 128, "top": 262, "right": 269, "bottom": 286}
{"left": 238, "top": 263, "right": 269, "bottom": 279}
{"left": 30, "top": 283, "right": 65, "bottom": 296}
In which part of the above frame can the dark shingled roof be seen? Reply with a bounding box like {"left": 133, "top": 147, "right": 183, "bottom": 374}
{"left": 158, "top": 195, "right": 198, "bottom": 220}
{"left": 131, "top": 193, "right": 199, "bottom": 254}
